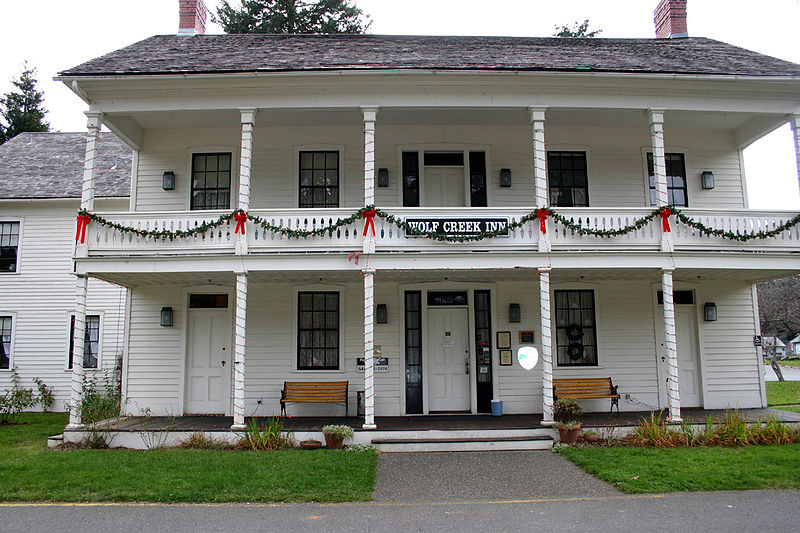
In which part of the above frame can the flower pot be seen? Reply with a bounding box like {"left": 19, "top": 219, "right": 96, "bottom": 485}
{"left": 582, "top": 433, "right": 600, "bottom": 443}
{"left": 300, "top": 440, "right": 322, "bottom": 450}
{"left": 324, "top": 433, "right": 344, "bottom": 449}
{"left": 557, "top": 424, "right": 582, "bottom": 445}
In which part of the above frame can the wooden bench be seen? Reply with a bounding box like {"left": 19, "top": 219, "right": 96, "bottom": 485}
{"left": 553, "top": 377, "right": 620, "bottom": 414}
{"left": 280, "top": 381, "right": 349, "bottom": 417}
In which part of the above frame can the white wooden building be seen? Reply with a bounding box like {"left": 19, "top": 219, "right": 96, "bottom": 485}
{"left": 56, "top": 0, "right": 800, "bottom": 431}
{"left": 0, "top": 133, "right": 130, "bottom": 411}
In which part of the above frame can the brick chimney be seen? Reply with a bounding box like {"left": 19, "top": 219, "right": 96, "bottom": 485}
{"left": 654, "top": 0, "right": 688, "bottom": 38}
{"left": 178, "top": 0, "right": 208, "bottom": 36}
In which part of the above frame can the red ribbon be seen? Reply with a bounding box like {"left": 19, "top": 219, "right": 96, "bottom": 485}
{"left": 75, "top": 214, "right": 91, "bottom": 243}
{"left": 536, "top": 208, "right": 549, "bottom": 234}
{"left": 233, "top": 211, "right": 247, "bottom": 235}
{"left": 362, "top": 209, "right": 376, "bottom": 237}
{"left": 660, "top": 208, "right": 671, "bottom": 232}
{"left": 348, "top": 251, "right": 361, "bottom": 265}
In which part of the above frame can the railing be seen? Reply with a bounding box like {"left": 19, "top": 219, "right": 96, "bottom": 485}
{"left": 84, "top": 207, "right": 800, "bottom": 257}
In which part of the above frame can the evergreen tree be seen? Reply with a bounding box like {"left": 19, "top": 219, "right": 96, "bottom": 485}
{"left": 213, "top": 0, "right": 370, "bottom": 34}
{"left": 553, "top": 20, "right": 602, "bottom": 38}
{"left": 0, "top": 63, "right": 50, "bottom": 145}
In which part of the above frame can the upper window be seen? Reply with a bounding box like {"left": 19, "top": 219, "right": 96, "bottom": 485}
{"left": 299, "top": 151, "right": 339, "bottom": 208}
{"left": 68, "top": 315, "right": 100, "bottom": 369}
{"left": 548, "top": 152, "right": 588, "bottom": 207}
{"left": 0, "top": 316, "right": 11, "bottom": 369}
{"left": 297, "top": 292, "right": 339, "bottom": 370}
{"left": 555, "top": 290, "right": 598, "bottom": 367}
{"left": 191, "top": 153, "right": 232, "bottom": 210}
{"left": 647, "top": 153, "right": 687, "bottom": 207}
{"left": 0, "top": 222, "right": 20, "bottom": 272}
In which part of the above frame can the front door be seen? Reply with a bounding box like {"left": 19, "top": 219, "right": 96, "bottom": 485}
{"left": 427, "top": 307, "right": 470, "bottom": 411}
{"left": 424, "top": 167, "right": 465, "bottom": 206}
{"left": 657, "top": 306, "right": 702, "bottom": 408}
{"left": 185, "top": 309, "right": 231, "bottom": 414}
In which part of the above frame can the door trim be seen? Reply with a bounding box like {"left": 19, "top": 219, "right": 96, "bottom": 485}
{"left": 426, "top": 306, "right": 471, "bottom": 412}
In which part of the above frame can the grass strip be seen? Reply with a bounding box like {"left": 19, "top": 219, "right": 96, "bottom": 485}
{"left": 766, "top": 381, "right": 800, "bottom": 406}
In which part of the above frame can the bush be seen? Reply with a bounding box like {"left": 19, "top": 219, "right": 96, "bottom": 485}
{"left": 0, "top": 368, "right": 38, "bottom": 424}
{"left": 554, "top": 398, "right": 582, "bottom": 426}
{"left": 33, "top": 378, "right": 54, "bottom": 411}
{"left": 236, "top": 418, "right": 292, "bottom": 451}
{"left": 80, "top": 373, "right": 121, "bottom": 424}
{"left": 179, "top": 432, "right": 232, "bottom": 450}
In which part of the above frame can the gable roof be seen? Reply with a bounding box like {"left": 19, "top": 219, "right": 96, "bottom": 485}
{"left": 59, "top": 35, "right": 800, "bottom": 78}
{"left": 0, "top": 132, "right": 131, "bottom": 199}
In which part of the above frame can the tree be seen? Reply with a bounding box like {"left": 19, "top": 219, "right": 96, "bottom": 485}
{"left": 0, "top": 62, "right": 50, "bottom": 146}
{"left": 213, "top": 0, "right": 371, "bottom": 34}
{"left": 757, "top": 274, "right": 800, "bottom": 382}
{"left": 553, "top": 20, "right": 602, "bottom": 38}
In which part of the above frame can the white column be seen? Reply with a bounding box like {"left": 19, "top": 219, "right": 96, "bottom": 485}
{"left": 80, "top": 113, "right": 101, "bottom": 211}
{"left": 661, "top": 269, "right": 682, "bottom": 422}
{"left": 67, "top": 275, "right": 88, "bottom": 428}
{"left": 530, "top": 107, "right": 550, "bottom": 253}
{"left": 649, "top": 110, "right": 668, "bottom": 207}
{"left": 539, "top": 268, "right": 555, "bottom": 425}
{"left": 231, "top": 272, "right": 248, "bottom": 429}
{"left": 791, "top": 114, "right": 800, "bottom": 197}
{"left": 236, "top": 108, "right": 256, "bottom": 256}
{"left": 362, "top": 268, "right": 377, "bottom": 429}
{"left": 362, "top": 106, "right": 378, "bottom": 254}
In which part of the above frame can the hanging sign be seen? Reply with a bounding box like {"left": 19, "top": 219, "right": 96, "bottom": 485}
{"left": 357, "top": 346, "right": 388, "bottom": 372}
{"left": 404, "top": 218, "right": 509, "bottom": 237}
{"left": 517, "top": 346, "right": 539, "bottom": 370}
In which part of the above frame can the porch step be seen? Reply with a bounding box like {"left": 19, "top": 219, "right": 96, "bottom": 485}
{"left": 47, "top": 434, "right": 64, "bottom": 449}
{"left": 371, "top": 434, "right": 554, "bottom": 452}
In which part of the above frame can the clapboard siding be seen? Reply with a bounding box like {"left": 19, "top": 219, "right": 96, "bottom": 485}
{"left": 133, "top": 124, "right": 746, "bottom": 212}
{"left": 0, "top": 199, "right": 128, "bottom": 411}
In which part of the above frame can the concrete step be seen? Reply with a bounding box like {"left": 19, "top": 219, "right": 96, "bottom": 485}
{"left": 47, "top": 434, "right": 64, "bottom": 449}
{"left": 371, "top": 434, "right": 554, "bottom": 452}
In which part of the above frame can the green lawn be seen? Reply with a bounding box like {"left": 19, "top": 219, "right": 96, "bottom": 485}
{"left": 557, "top": 444, "right": 800, "bottom": 493}
{"left": 778, "top": 360, "right": 800, "bottom": 368}
{"left": 766, "top": 381, "right": 800, "bottom": 406}
{"left": 0, "top": 413, "right": 376, "bottom": 503}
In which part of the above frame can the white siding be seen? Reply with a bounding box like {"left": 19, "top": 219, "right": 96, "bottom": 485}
{"left": 0, "top": 199, "right": 128, "bottom": 411}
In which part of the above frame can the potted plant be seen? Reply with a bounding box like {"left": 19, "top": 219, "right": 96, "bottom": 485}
{"left": 582, "top": 429, "right": 600, "bottom": 443}
{"left": 321, "top": 424, "right": 354, "bottom": 449}
{"left": 554, "top": 398, "right": 583, "bottom": 445}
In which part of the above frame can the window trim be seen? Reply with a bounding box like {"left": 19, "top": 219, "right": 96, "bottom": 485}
{"left": 553, "top": 288, "right": 600, "bottom": 368}
{"left": 0, "top": 312, "right": 16, "bottom": 371}
{"left": 190, "top": 152, "right": 234, "bottom": 211}
{"left": 292, "top": 284, "right": 346, "bottom": 373}
{"left": 294, "top": 144, "right": 346, "bottom": 209}
{"left": 0, "top": 219, "right": 22, "bottom": 275}
{"left": 644, "top": 150, "right": 690, "bottom": 208}
{"left": 184, "top": 145, "right": 238, "bottom": 211}
{"left": 547, "top": 151, "right": 590, "bottom": 208}
{"left": 65, "top": 311, "right": 104, "bottom": 371}
{"left": 298, "top": 150, "right": 341, "bottom": 209}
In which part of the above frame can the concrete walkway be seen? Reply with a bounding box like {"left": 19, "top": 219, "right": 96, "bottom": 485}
{"left": 765, "top": 364, "right": 800, "bottom": 381}
{"left": 373, "top": 450, "right": 619, "bottom": 502}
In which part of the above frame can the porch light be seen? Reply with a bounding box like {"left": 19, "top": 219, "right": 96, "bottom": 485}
{"left": 377, "top": 168, "right": 389, "bottom": 188}
{"left": 509, "top": 303, "right": 521, "bottom": 323}
{"left": 703, "top": 302, "right": 717, "bottom": 322}
{"left": 376, "top": 304, "right": 388, "bottom": 324}
{"left": 701, "top": 171, "right": 715, "bottom": 190}
{"left": 160, "top": 307, "right": 174, "bottom": 327}
{"left": 162, "top": 171, "right": 175, "bottom": 191}
{"left": 499, "top": 168, "right": 512, "bottom": 188}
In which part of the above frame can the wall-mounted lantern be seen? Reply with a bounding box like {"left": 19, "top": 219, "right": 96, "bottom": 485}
{"left": 162, "top": 171, "right": 175, "bottom": 191}
{"left": 509, "top": 303, "right": 521, "bottom": 323}
{"left": 499, "top": 168, "right": 512, "bottom": 188}
{"left": 160, "top": 307, "right": 174, "bottom": 327}
{"left": 701, "top": 171, "right": 715, "bottom": 190}
{"left": 703, "top": 302, "right": 717, "bottom": 322}
{"left": 376, "top": 304, "right": 388, "bottom": 324}
{"left": 377, "top": 168, "right": 389, "bottom": 188}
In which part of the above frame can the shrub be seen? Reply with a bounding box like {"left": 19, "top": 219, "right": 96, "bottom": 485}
{"left": 553, "top": 398, "right": 582, "bottom": 426}
{"left": 179, "top": 432, "right": 232, "bottom": 450}
{"left": 236, "top": 418, "right": 291, "bottom": 451}
{"left": 80, "top": 373, "right": 121, "bottom": 424}
{"left": 0, "top": 368, "right": 37, "bottom": 424}
{"left": 322, "top": 424, "right": 355, "bottom": 440}
{"left": 33, "top": 377, "right": 54, "bottom": 411}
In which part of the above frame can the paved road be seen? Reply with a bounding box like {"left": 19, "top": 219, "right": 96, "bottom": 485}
{"left": 765, "top": 364, "right": 800, "bottom": 381}
{"left": 1, "top": 490, "right": 798, "bottom": 532}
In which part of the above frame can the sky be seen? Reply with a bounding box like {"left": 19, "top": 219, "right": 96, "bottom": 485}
{"left": 1, "top": 0, "right": 798, "bottom": 208}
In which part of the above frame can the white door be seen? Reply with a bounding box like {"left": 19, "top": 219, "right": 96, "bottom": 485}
{"left": 427, "top": 308, "right": 470, "bottom": 411}
{"left": 424, "top": 167, "right": 465, "bottom": 207}
{"left": 185, "top": 310, "right": 231, "bottom": 414}
{"left": 657, "top": 306, "right": 701, "bottom": 408}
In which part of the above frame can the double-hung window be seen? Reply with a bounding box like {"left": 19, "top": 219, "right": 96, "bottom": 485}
{"left": 548, "top": 152, "right": 589, "bottom": 207}
{"left": 0, "top": 222, "right": 20, "bottom": 272}
{"left": 297, "top": 292, "right": 339, "bottom": 370}
{"left": 299, "top": 151, "right": 339, "bottom": 208}
{"left": 0, "top": 316, "right": 12, "bottom": 369}
{"left": 555, "top": 290, "right": 598, "bottom": 367}
{"left": 68, "top": 315, "right": 100, "bottom": 369}
{"left": 191, "top": 153, "right": 232, "bottom": 210}
{"left": 647, "top": 153, "right": 687, "bottom": 207}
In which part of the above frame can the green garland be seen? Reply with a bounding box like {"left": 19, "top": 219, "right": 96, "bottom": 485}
{"left": 78, "top": 205, "right": 800, "bottom": 244}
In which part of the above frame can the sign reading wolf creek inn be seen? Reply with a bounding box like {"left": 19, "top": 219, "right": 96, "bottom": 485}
{"left": 404, "top": 218, "right": 509, "bottom": 237}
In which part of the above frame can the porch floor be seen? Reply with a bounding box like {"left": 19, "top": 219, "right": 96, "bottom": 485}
{"left": 98, "top": 408, "right": 800, "bottom": 432}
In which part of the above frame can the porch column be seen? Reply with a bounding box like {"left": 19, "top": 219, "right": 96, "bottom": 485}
{"left": 76, "top": 112, "right": 101, "bottom": 257}
{"left": 362, "top": 106, "right": 378, "bottom": 254}
{"left": 67, "top": 274, "right": 88, "bottom": 428}
{"left": 649, "top": 110, "right": 673, "bottom": 252}
{"left": 530, "top": 107, "right": 550, "bottom": 253}
{"left": 791, "top": 114, "right": 800, "bottom": 196}
{"left": 539, "top": 268, "right": 555, "bottom": 425}
{"left": 231, "top": 271, "right": 248, "bottom": 429}
{"left": 661, "top": 269, "right": 682, "bottom": 422}
{"left": 236, "top": 108, "right": 256, "bottom": 255}
{"left": 362, "top": 268, "right": 377, "bottom": 429}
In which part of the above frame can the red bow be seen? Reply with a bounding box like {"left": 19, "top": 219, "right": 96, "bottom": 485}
{"left": 362, "top": 209, "right": 376, "bottom": 237}
{"left": 536, "top": 208, "right": 549, "bottom": 234}
{"left": 75, "top": 214, "right": 91, "bottom": 243}
{"left": 348, "top": 251, "right": 361, "bottom": 265}
{"left": 660, "top": 208, "right": 671, "bottom": 232}
{"left": 233, "top": 211, "right": 247, "bottom": 235}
